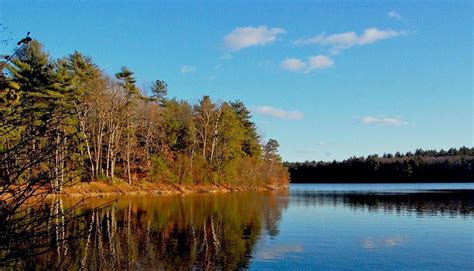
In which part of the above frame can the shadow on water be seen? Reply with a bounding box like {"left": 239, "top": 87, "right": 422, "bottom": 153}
{"left": 291, "top": 189, "right": 474, "bottom": 217}
{"left": 4, "top": 190, "right": 289, "bottom": 269}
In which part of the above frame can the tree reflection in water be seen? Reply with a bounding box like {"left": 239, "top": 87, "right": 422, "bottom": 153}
{"left": 291, "top": 190, "right": 474, "bottom": 217}
{"left": 9, "top": 190, "right": 289, "bottom": 269}
{"left": 5, "top": 188, "right": 472, "bottom": 269}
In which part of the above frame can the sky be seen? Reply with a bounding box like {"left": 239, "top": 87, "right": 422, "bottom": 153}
{"left": 1, "top": 1, "right": 472, "bottom": 162}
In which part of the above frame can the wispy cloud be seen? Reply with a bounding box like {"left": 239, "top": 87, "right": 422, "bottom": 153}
{"left": 224, "top": 26, "right": 286, "bottom": 51}
{"left": 180, "top": 65, "right": 196, "bottom": 73}
{"left": 360, "top": 116, "right": 407, "bottom": 126}
{"left": 255, "top": 106, "right": 304, "bottom": 120}
{"left": 306, "top": 55, "right": 334, "bottom": 72}
{"left": 280, "top": 55, "right": 334, "bottom": 73}
{"left": 294, "top": 27, "right": 406, "bottom": 54}
{"left": 388, "top": 11, "right": 402, "bottom": 20}
{"left": 281, "top": 58, "right": 307, "bottom": 72}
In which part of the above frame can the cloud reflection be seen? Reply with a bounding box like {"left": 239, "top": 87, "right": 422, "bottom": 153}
{"left": 255, "top": 244, "right": 304, "bottom": 261}
{"left": 361, "top": 235, "right": 407, "bottom": 250}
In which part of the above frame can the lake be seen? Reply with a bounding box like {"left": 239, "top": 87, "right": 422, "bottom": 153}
{"left": 7, "top": 183, "right": 474, "bottom": 270}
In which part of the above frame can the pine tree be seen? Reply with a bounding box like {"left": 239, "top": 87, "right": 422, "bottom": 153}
{"left": 263, "top": 139, "right": 281, "bottom": 162}
{"left": 150, "top": 79, "right": 168, "bottom": 105}
{"left": 230, "top": 100, "right": 261, "bottom": 158}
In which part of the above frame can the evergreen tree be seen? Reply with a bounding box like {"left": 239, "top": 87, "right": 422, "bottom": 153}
{"left": 263, "top": 139, "right": 281, "bottom": 162}
{"left": 230, "top": 100, "right": 261, "bottom": 158}
{"left": 150, "top": 79, "right": 168, "bottom": 105}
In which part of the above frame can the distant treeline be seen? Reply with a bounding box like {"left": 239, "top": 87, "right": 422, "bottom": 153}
{"left": 286, "top": 147, "right": 474, "bottom": 183}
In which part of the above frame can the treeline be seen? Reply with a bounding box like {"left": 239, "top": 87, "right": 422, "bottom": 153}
{"left": 0, "top": 39, "right": 288, "bottom": 192}
{"left": 286, "top": 147, "right": 474, "bottom": 183}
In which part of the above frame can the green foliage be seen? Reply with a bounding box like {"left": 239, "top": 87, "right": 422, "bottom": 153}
{"left": 230, "top": 100, "right": 261, "bottom": 158}
{"left": 150, "top": 155, "right": 173, "bottom": 183}
{"left": 150, "top": 79, "right": 168, "bottom": 104}
{"left": 190, "top": 155, "right": 211, "bottom": 184}
{"left": 263, "top": 139, "right": 281, "bottom": 162}
{"left": 115, "top": 66, "right": 139, "bottom": 98}
{"left": 2, "top": 38, "right": 289, "bottom": 189}
{"left": 161, "top": 99, "right": 195, "bottom": 152}
{"left": 218, "top": 103, "right": 246, "bottom": 161}
{"left": 2, "top": 39, "right": 84, "bottom": 191}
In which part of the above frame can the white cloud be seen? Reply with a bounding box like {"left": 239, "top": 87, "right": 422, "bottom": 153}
{"left": 224, "top": 26, "right": 286, "bottom": 51}
{"left": 280, "top": 55, "right": 334, "bottom": 73}
{"left": 281, "top": 58, "right": 307, "bottom": 72}
{"left": 388, "top": 11, "right": 402, "bottom": 20}
{"left": 358, "top": 28, "right": 404, "bottom": 45}
{"left": 294, "top": 27, "right": 406, "bottom": 54}
{"left": 180, "top": 65, "right": 195, "bottom": 73}
{"left": 306, "top": 55, "right": 334, "bottom": 72}
{"left": 255, "top": 106, "right": 304, "bottom": 120}
{"left": 360, "top": 116, "right": 407, "bottom": 126}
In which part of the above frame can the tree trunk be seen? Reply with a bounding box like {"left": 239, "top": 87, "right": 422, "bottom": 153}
{"left": 126, "top": 120, "right": 131, "bottom": 185}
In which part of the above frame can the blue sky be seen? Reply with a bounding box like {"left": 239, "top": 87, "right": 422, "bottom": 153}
{"left": 1, "top": 1, "right": 472, "bottom": 161}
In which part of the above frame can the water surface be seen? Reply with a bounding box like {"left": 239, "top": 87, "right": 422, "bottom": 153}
{"left": 8, "top": 183, "right": 474, "bottom": 270}
{"left": 252, "top": 183, "right": 473, "bottom": 270}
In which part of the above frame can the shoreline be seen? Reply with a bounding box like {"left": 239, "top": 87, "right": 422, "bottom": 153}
{"left": 55, "top": 181, "right": 289, "bottom": 198}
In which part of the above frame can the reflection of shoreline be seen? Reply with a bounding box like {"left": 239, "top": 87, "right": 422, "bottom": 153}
{"left": 10, "top": 190, "right": 290, "bottom": 269}
{"left": 290, "top": 190, "right": 474, "bottom": 216}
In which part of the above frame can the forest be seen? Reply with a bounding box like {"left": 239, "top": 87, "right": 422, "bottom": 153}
{"left": 286, "top": 147, "right": 474, "bottom": 183}
{"left": 0, "top": 38, "right": 289, "bottom": 195}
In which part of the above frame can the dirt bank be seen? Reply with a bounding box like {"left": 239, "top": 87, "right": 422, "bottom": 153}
{"left": 58, "top": 181, "right": 289, "bottom": 197}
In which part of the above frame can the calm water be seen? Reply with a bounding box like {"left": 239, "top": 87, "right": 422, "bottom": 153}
{"left": 8, "top": 183, "right": 474, "bottom": 270}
